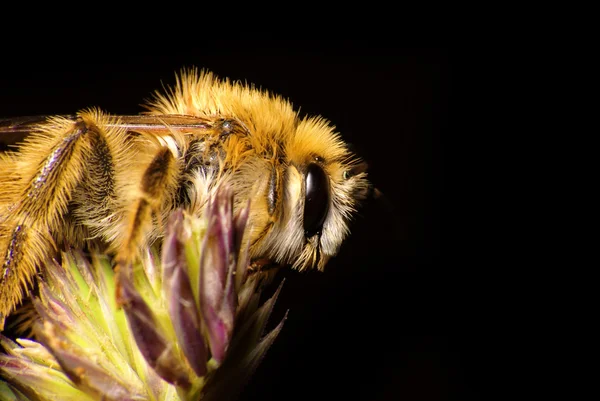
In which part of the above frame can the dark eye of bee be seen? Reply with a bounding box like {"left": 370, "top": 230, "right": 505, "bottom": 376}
{"left": 303, "top": 163, "right": 330, "bottom": 237}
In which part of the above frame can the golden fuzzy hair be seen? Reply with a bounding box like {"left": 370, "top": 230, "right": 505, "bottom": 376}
{"left": 0, "top": 68, "right": 370, "bottom": 328}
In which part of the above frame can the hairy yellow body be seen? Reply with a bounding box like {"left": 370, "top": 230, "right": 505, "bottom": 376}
{"left": 0, "top": 69, "right": 370, "bottom": 328}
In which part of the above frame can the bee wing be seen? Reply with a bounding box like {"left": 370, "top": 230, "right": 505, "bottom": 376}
{"left": 0, "top": 116, "right": 61, "bottom": 148}
{"left": 0, "top": 114, "right": 215, "bottom": 149}
{"left": 103, "top": 115, "right": 214, "bottom": 134}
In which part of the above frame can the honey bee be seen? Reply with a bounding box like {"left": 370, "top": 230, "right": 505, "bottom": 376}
{"left": 0, "top": 68, "right": 371, "bottom": 329}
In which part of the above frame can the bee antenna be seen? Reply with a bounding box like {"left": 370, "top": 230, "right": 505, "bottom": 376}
{"left": 368, "top": 186, "right": 394, "bottom": 213}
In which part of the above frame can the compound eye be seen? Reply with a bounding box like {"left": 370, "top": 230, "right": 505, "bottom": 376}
{"left": 303, "top": 163, "right": 330, "bottom": 237}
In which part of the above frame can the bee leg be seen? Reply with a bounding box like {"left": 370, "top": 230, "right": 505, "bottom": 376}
{"left": 114, "top": 146, "right": 179, "bottom": 280}
{"left": 0, "top": 116, "right": 114, "bottom": 329}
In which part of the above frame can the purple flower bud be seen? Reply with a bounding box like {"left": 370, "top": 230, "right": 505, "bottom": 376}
{"left": 34, "top": 282, "right": 74, "bottom": 331}
{"left": 201, "top": 280, "right": 287, "bottom": 401}
{"left": 233, "top": 201, "right": 250, "bottom": 293}
{"left": 116, "top": 270, "right": 191, "bottom": 388}
{"left": 36, "top": 325, "right": 139, "bottom": 401}
{"left": 162, "top": 210, "right": 207, "bottom": 377}
{"left": 199, "top": 187, "right": 240, "bottom": 363}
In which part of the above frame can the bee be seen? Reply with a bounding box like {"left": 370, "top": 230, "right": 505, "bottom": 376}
{"left": 0, "top": 69, "right": 371, "bottom": 329}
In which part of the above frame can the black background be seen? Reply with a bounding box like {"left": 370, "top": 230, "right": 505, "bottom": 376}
{"left": 0, "top": 43, "right": 474, "bottom": 400}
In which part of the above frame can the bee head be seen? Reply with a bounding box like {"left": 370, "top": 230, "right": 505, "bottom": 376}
{"left": 234, "top": 117, "right": 371, "bottom": 272}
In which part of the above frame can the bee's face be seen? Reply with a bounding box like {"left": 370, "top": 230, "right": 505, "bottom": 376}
{"left": 239, "top": 121, "right": 371, "bottom": 271}
{"left": 149, "top": 70, "right": 371, "bottom": 271}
